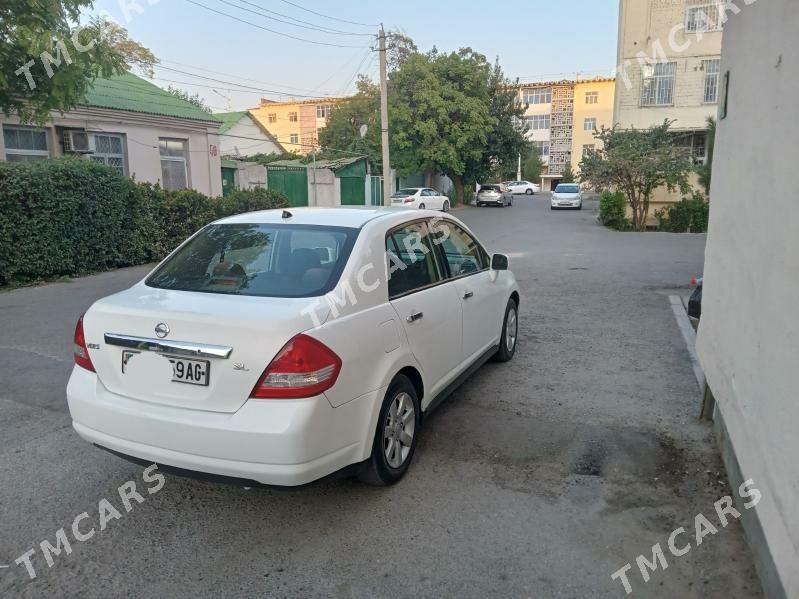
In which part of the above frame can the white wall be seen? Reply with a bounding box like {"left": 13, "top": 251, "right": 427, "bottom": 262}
{"left": 218, "top": 115, "right": 281, "bottom": 158}
{"left": 696, "top": 2, "right": 798, "bottom": 597}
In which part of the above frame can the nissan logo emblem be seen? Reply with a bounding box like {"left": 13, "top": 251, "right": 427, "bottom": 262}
{"left": 154, "top": 323, "right": 170, "bottom": 339}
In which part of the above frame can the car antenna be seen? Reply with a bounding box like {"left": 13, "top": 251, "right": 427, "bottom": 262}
{"left": 282, "top": 210, "right": 293, "bottom": 219}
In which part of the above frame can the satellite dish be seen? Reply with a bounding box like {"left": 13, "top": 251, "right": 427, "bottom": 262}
{"left": 359, "top": 124, "right": 368, "bottom": 138}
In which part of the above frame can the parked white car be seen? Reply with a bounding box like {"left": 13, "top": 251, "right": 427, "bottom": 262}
{"left": 390, "top": 188, "right": 450, "bottom": 211}
{"left": 551, "top": 184, "right": 583, "bottom": 210}
{"left": 505, "top": 180, "right": 540, "bottom": 195}
{"left": 476, "top": 184, "right": 514, "bottom": 207}
{"left": 68, "top": 208, "right": 520, "bottom": 487}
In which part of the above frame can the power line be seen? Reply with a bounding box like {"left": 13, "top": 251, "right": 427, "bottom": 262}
{"left": 275, "top": 0, "right": 377, "bottom": 28}
{"left": 182, "top": 0, "right": 370, "bottom": 48}
{"left": 221, "top": 0, "right": 374, "bottom": 36}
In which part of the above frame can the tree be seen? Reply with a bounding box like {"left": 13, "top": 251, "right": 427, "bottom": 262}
{"left": 317, "top": 76, "right": 381, "bottom": 168}
{"left": 1, "top": 3, "right": 156, "bottom": 123}
{"left": 523, "top": 152, "right": 545, "bottom": 183}
{"left": 696, "top": 116, "right": 716, "bottom": 196}
{"left": 560, "top": 164, "right": 575, "bottom": 183}
{"left": 579, "top": 120, "right": 692, "bottom": 230}
{"left": 166, "top": 85, "right": 211, "bottom": 112}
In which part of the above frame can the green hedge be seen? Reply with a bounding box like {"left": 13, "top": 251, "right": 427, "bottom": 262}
{"left": 654, "top": 193, "right": 709, "bottom": 233}
{"left": 0, "top": 158, "right": 288, "bottom": 286}
{"left": 598, "top": 191, "right": 629, "bottom": 231}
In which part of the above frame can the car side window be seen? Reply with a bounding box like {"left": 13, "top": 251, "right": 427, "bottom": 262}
{"left": 432, "top": 222, "right": 489, "bottom": 278}
{"left": 386, "top": 222, "right": 442, "bottom": 298}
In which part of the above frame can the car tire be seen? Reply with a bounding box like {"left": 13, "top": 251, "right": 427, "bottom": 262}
{"left": 578, "top": 203, "right": 582, "bottom": 210}
{"left": 358, "top": 375, "right": 421, "bottom": 486}
{"left": 525, "top": 189, "right": 533, "bottom": 195}
{"left": 493, "top": 298, "right": 518, "bottom": 362}
{"left": 509, "top": 198, "right": 513, "bottom": 206}
{"left": 419, "top": 203, "right": 426, "bottom": 210}
{"left": 442, "top": 200, "right": 450, "bottom": 212}
{"left": 478, "top": 202, "right": 484, "bottom": 207}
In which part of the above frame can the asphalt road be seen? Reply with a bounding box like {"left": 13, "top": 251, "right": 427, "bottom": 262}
{"left": 0, "top": 195, "right": 761, "bottom": 598}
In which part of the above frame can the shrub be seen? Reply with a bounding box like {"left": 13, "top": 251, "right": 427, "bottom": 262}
{"left": 655, "top": 192, "right": 709, "bottom": 233}
{"left": 0, "top": 159, "right": 290, "bottom": 286}
{"left": 598, "top": 191, "right": 629, "bottom": 230}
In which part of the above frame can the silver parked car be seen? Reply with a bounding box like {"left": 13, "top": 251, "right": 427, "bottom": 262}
{"left": 550, "top": 184, "right": 583, "bottom": 210}
{"left": 477, "top": 184, "right": 513, "bottom": 207}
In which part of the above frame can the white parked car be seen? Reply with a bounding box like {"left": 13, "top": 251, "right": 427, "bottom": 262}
{"left": 505, "top": 180, "right": 540, "bottom": 195}
{"left": 551, "top": 183, "right": 583, "bottom": 210}
{"left": 476, "top": 184, "right": 514, "bottom": 207}
{"left": 390, "top": 188, "right": 450, "bottom": 211}
{"left": 68, "top": 208, "right": 520, "bottom": 487}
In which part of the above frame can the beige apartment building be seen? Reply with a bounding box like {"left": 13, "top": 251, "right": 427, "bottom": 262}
{"left": 614, "top": 0, "right": 724, "bottom": 214}
{"left": 249, "top": 97, "right": 346, "bottom": 155}
{"left": 517, "top": 76, "right": 615, "bottom": 191}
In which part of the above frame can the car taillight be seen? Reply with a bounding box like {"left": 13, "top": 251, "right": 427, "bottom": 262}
{"left": 250, "top": 334, "right": 341, "bottom": 399}
{"left": 403, "top": 197, "right": 414, "bottom": 203}
{"left": 73, "top": 313, "right": 95, "bottom": 372}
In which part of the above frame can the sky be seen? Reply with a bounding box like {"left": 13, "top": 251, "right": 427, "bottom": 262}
{"left": 89, "top": 0, "right": 620, "bottom": 113}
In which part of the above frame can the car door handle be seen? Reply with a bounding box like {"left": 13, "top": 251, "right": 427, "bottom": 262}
{"left": 406, "top": 311, "right": 424, "bottom": 323}
{"left": 463, "top": 291, "right": 474, "bottom": 299}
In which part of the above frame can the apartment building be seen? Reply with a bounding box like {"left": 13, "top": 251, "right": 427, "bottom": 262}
{"left": 249, "top": 97, "right": 345, "bottom": 155}
{"left": 517, "top": 77, "right": 615, "bottom": 191}
{"left": 614, "top": 0, "right": 724, "bottom": 211}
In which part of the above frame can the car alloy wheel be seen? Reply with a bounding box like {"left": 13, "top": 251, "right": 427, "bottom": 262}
{"left": 493, "top": 298, "right": 518, "bottom": 362}
{"left": 505, "top": 307, "right": 517, "bottom": 353}
{"left": 383, "top": 392, "right": 415, "bottom": 468}
{"left": 443, "top": 200, "right": 450, "bottom": 212}
{"left": 525, "top": 189, "right": 533, "bottom": 195}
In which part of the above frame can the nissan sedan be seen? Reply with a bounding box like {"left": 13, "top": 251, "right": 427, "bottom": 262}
{"left": 68, "top": 208, "right": 520, "bottom": 487}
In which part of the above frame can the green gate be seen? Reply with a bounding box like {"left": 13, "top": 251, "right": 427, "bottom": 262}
{"left": 340, "top": 177, "right": 366, "bottom": 205}
{"left": 221, "top": 166, "right": 236, "bottom": 197}
{"left": 267, "top": 166, "right": 308, "bottom": 207}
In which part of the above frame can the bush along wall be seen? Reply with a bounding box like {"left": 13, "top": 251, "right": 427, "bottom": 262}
{"left": 654, "top": 192, "right": 710, "bottom": 233}
{"left": 598, "top": 191, "right": 629, "bottom": 231}
{"left": 0, "top": 158, "right": 289, "bottom": 286}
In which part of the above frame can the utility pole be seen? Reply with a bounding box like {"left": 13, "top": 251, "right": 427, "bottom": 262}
{"left": 378, "top": 24, "right": 391, "bottom": 206}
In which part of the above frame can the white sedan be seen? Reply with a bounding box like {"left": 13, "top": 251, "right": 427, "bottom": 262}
{"left": 68, "top": 208, "right": 520, "bottom": 486}
{"left": 505, "top": 180, "right": 540, "bottom": 195}
{"left": 551, "top": 183, "right": 583, "bottom": 210}
{"left": 390, "top": 188, "right": 450, "bottom": 211}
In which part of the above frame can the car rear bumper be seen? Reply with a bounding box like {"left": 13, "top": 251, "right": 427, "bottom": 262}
{"left": 67, "top": 366, "right": 382, "bottom": 486}
{"left": 478, "top": 197, "right": 505, "bottom": 205}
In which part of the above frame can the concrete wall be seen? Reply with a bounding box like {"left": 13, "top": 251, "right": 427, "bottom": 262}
{"left": 218, "top": 116, "right": 281, "bottom": 158}
{"left": 696, "top": 2, "right": 798, "bottom": 597}
{"left": 0, "top": 108, "right": 222, "bottom": 197}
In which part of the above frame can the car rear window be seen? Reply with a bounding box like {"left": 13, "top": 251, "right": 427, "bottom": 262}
{"left": 480, "top": 185, "right": 500, "bottom": 192}
{"left": 146, "top": 223, "right": 358, "bottom": 298}
{"left": 555, "top": 184, "right": 580, "bottom": 193}
{"left": 392, "top": 189, "right": 418, "bottom": 197}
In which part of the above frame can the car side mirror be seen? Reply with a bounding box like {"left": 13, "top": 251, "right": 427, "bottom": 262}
{"left": 491, "top": 254, "right": 509, "bottom": 271}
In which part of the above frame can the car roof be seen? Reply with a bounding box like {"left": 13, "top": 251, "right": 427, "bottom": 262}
{"left": 215, "top": 206, "right": 420, "bottom": 228}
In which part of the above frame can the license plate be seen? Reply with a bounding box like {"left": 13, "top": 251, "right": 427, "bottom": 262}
{"left": 122, "top": 351, "right": 210, "bottom": 386}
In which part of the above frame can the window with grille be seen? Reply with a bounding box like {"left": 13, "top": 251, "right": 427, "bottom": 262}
{"left": 522, "top": 88, "right": 552, "bottom": 104}
{"left": 2, "top": 126, "right": 49, "bottom": 161}
{"left": 289, "top": 133, "right": 299, "bottom": 145}
{"left": 585, "top": 91, "right": 598, "bottom": 105}
{"left": 288, "top": 112, "right": 298, "bottom": 122}
{"left": 159, "top": 138, "right": 188, "bottom": 190}
{"left": 640, "top": 62, "right": 677, "bottom": 106}
{"left": 526, "top": 114, "right": 551, "bottom": 130}
{"left": 685, "top": 2, "right": 723, "bottom": 33}
{"left": 268, "top": 113, "right": 277, "bottom": 123}
{"left": 90, "top": 134, "right": 126, "bottom": 175}
{"left": 703, "top": 59, "right": 721, "bottom": 103}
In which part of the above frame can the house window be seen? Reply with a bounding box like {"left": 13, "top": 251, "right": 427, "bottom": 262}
{"left": 640, "top": 62, "right": 677, "bottom": 106}
{"left": 585, "top": 91, "right": 598, "bottom": 104}
{"left": 526, "top": 114, "right": 551, "bottom": 130}
{"left": 582, "top": 144, "right": 595, "bottom": 157}
{"left": 316, "top": 104, "right": 334, "bottom": 119}
{"left": 2, "top": 125, "right": 49, "bottom": 161}
{"left": 159, "top": 138, "right": 188, "bottom": 190}
{"left": 703, "top": 58, "right": 721, "bottom": 103}
{"left": 288, "top": 111, "right": 298, "bottom": 122}
{"left": 289, "top": 133, "right": 299, "bottom": 145}
{"left": 583, "top": 118, "right": 597, "bottom": 131}
{"left": 523, "top": 87, "right": 552, "bottom": 105}
{"left": 90, "top": 134, "right": 126, "bottom": 176}
{"left": 268, "top": 113, "right": 277, "bottom": 123}
{"left": 685, "top": 2, "right": 722, "bottom": 33}
{"left": 532, "top": 141, "right": 550, "bottom": 157}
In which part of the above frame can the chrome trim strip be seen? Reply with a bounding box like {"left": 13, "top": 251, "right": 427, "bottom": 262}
{"left": 104, "top": 334, "right": 232, "bottom": 359}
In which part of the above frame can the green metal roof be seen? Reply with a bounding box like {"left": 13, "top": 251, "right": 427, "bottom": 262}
{"left": 267, "top": 156, "right": 366, "bottom": 170}
{"left": 215, "top": 111, "right": 248, "bottom": 134}
{"left": 81, "top": 73, "right": 220, "bottom": 124}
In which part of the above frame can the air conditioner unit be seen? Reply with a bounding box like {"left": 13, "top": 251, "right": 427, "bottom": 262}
{"left": 63, "top": 130, "right": 94, "bottom": 153}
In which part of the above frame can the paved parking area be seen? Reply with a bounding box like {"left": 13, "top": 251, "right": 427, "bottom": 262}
{"left": 0, "top": 195, "right": 761, "bottom": 597}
